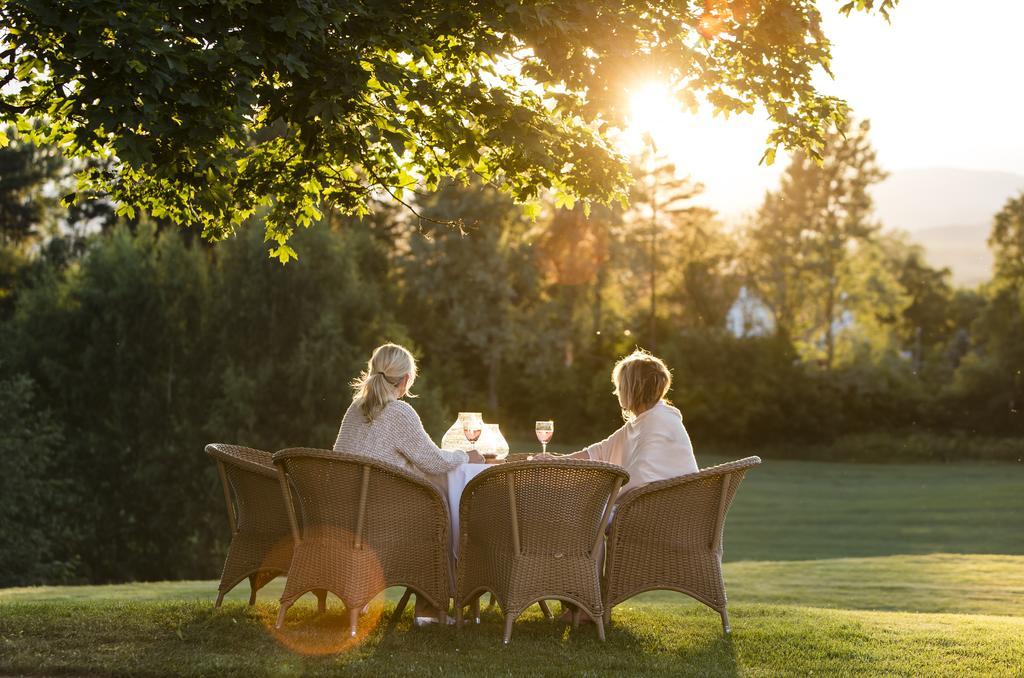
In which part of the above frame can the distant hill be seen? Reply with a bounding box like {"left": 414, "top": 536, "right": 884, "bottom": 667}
{"left": 871, "top": 168, "right": 1024, "bottom": 287}
{"left": 908, "top": 225, "right": 993, "bottom": 287}
{"left": 872, "top": 168, "right": 1024, "bottom": 233}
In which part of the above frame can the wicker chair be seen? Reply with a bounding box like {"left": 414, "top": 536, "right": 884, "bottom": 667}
{"left": 602, "top": 456, "right": 761, "bottom": 633}
{"left": 454, "top": 459, "right": 628, "bottom": 643}
{"left": 272, "top": 448, "right": 452, "bottom": 637}
{"left": 206, "top": 443, "right": 295, "bottom": 607}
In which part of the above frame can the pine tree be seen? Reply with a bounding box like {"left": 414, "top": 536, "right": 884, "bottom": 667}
{"left": 625, "top": 138, "right": 705, "bottom": 350}
{"left": 746, "top": 119, "right": 887, "bottom": 368}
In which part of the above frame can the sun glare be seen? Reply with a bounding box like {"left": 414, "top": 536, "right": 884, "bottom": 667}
{"left": 626, "top": 82, "right": 683, "bottom": 144}
{"left": 620, "top": 80, "right": 784, "bottom": 219}
{"left": 621, "top": 80, "right": 719, "bottom": 178}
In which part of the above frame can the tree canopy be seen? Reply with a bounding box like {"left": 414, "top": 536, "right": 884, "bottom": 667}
{"left": 990, "top": 192, "right": 1024, "bottom": 285}
{"left": 745, "top": 118, "right": 886, "bottom": 366}
{"left": 1, "top": 0, "right": 896, "bottom": 259}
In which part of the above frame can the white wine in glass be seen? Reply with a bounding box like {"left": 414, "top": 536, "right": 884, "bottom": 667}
{"left": 535, "top": 420, "right": 554, "bottom": 454}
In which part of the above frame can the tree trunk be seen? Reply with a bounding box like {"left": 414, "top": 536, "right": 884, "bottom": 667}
{"left": 824, "top": 268, "right": 836, "bottom": 371}
{"left": 913, "top": 326, "right": 923, "bottom": 375}
{"left": 592, "top": 265, "right": 605, "bottom": 353}
{"left": 487, "top": 348, "right": 500, "bottom": 412}
{"left": 651, "top": 225, "right": 659, "bottom": 350}
{"left": 649, "top": 198, "right": 659, "bottom": 351}
{"left": 563, "top": 285, "right": 578, "bottom": 367}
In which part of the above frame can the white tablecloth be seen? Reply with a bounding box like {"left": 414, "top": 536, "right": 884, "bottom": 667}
{"left": 446, "top": 463, "right": 491, "bottom": 559}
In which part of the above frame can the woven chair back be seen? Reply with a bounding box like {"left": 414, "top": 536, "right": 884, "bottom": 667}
{"left": 207, "top": 444, "right": 285, "bottom": 527}
{"left": 611, "top": 456, "right": 760, "bottom": 556}
{"left": 604, "top": 455, "right": 761, "bottom": 629}
{"left": 273, "top": 448, "right": 451, "bottom": 611}
{"left": 456, "top": 459, "right": 628, "bottom": 642}
{"left": 460, "top": 460, "right": 627, "bottom": 559}
{"left": 205, "top": 443, "right": 293, "bottom": 604}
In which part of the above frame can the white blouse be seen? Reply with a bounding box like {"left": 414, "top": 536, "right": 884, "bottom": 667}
{"left": 581, "top": 401, "right": 698, "bottom": 494}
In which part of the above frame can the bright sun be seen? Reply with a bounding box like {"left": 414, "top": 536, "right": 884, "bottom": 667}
{"left": 620, "top": 80, "right": 722, "bottom": 182}
{"left": 625, "top": 81, "right": 684, "bottom": 147}
{"left": 618, "top": 80, "right": 784, "bottom": 219}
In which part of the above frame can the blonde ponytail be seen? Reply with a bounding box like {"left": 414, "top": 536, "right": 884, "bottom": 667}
{"left": 351, "top": 343, "right": 418, "bottom": 423}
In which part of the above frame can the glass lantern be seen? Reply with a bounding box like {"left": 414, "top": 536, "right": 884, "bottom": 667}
{"left": 441, "top": 412, "right": 483, "bottom": 450}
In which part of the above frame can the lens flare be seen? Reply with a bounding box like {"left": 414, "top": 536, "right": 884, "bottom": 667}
{"left": 699, "top": 12, "right": 726, "bottom": 40}
{"left": 257, "top": 532, "right": 387, "bottom": 656}
{"left": 700, "top": 0, "right": 737, "bottom": 39}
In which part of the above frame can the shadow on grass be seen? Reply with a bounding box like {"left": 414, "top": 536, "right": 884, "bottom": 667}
{"left": 366, "top": 602, "right": 740, "bottom": 676}
{"left": 0, "top": 598, "right": 739, "bottom": 677}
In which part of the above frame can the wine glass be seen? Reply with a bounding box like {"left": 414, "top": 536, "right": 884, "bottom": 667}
{"left": 463, "top": 413, "right": 483, "bottom": 451}
{"left": 535, "top": 420, "right": 554, "bottom": 454}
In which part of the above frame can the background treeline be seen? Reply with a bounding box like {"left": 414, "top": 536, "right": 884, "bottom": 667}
{"left": 1, "top": 119, "right": 1022, "bottom": 586}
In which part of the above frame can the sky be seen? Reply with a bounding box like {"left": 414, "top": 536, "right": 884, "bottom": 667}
{"left": 623, "top": 0, "right": 1024, "bottom": 221}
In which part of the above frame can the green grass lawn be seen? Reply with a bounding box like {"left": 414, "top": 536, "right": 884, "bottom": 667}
{"left": 4, "top": 556, "right": 1023, "bottom": 675}
{"left": 3, "top": 458, "right": 1023, "bottom": 676}
{"left": 722, "top": 457, "right": 1024, "bottom": 561}
{"left": 6, "top": 554, "right": 1022, "bottom": 617}
{"left": 1, "top": 594, "right": 1022, "bottom": 677}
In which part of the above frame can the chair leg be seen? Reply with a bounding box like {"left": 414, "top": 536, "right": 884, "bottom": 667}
{"left": 390, "top": 588, "right": 413, "bottom": 626}
{"left": 439, "top": 608, "right": 448, "bottom": 626}
{"left": 603, "top": 606, "right": 611, "bottom": 628}
{"left": 349, "top": 606, "right": 359, "bottom": 638}
{"left": 538, "top": 600, "right": 553, "bottom": 620}
{"left": 275, "top": 602, "right": 291, "bottom": 629}
{"left": 472, "top": 595, "right": 481, "bottom": 624}
{"left": 720, "top": 608, "right": 731, "bottom": 634}
{"left": 247, "top": 575, "right": 257, "bottom": 606}
{"left": 215, "top": 592, "right": 225, "bottom": 608}
{"left": 596, "top": 615, "right": 606, "bottom": 642}
{"left": 503, "top": 613, "right": 515, "bottom": 644}
{"left": 486, "top": 593, "right": 497, "bottom": 611}
{"left": 314, "top": 589, "right": 327, "bottom": 614}
{"left": 572, "top": 608, "right": 581, "bottom": 630}
{"left": 455, "top": 603, "right": 463, "bottom": 629}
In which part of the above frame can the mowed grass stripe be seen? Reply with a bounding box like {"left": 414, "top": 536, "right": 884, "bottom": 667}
{"left": 5, "top": 554, "right": 1023, "bottom": 617}
{"left": 718, "top": 458, "right": 1024, "bottom": 561}
{"left": 656, "top": 554, "right": 1024, "bottom": 616}
{"left": 1, "top": 600, "right": 1021, "bottom": 677}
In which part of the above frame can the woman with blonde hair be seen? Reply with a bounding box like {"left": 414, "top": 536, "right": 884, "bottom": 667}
{"left": 334, "top": 342, "right": 483, "bottom": 477}
{"left": 535, "top": 348, "right": 698, "bottom": 494}
{"left": 334, "top": 342, "right": 482, "bottom": 624}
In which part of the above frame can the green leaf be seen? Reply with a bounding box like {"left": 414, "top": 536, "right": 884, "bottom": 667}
{"left": 397, "top": 168, "right": 416, "bottom": 187}
{"left": 554, "top": 191, "right": 576, "bottom": 210}
{"left": 270, "top": 244, "right": 298, "bottom": 263}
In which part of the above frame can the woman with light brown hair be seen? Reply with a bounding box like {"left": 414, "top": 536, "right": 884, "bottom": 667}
{"left": 534, "top": 348, "right": 697, "bottom": 493}
{"left": 535, "top": 348, "right": 698, "bottom": 624}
